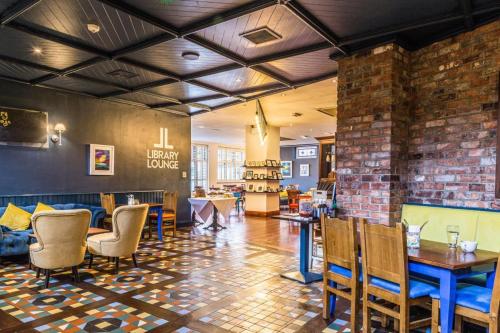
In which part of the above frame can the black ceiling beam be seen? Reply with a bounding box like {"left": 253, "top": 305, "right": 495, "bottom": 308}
{"left": 129, "top": 78, "right": 178, "bottom": 92}
{"left": 7, "top": 21, "right": 110, "bottom": 58}
{"left": 148, "top": 93, "right": 229, "bottom": 109}
{"left": 94, "top": 0, "right": 179, "bottom": 37}
{"left": 282, "top": 0, "right": 348, "bottom": 55}
{"left": 182, "top": 63, "right": 243, "bottom": 81}
{"left": 97, "top": 90, "right": 127, "bottom": 99}
{"left": 251, "top": 65, "right": 291, "bottom": 87}
{"left": 111, "top": 33, "right": 174, "bottom": 59}
{"left": 180, "top": 0, "right": 278, "bottom": 36}
{"left": 115, "top": 57, "right": 180, "bottom": 80}
{"left": 460, "top": 0, "right": 474, "bottom": 30}
{"left": 183, "top": 35, "right": 247, "bottom": 66}
{"left": 232, "top": 82, "right": 285, "bottom": 96}
{"left": 186, "top": 80, "right": 232, "bottom": 97}
{"left": 0, "top": 54, "right": 58, "bottom": 74}
{"left": 69, "top": 73, "right": 131, "bottom": 91}
{"left": 0, "top": 0, "right": 42, "bottom": 25}
{"left": 247, "top": 41, "right": 331, "bottom": 66}
{"left": 59, "top": 57, "right": 106, "bottom": 76}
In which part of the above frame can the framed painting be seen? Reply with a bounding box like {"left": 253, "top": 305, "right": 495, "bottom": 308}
{"left": 89, "top": 144, "right": 115, "bottom": 176}
{"left": 300, "top": 164, "right": 310, "bottom": 177}
{"left": 296, "top": 146, "right": 317, "bottom": 159}
{"left": 281, "top": 160, "right": 292, "bottom": 178}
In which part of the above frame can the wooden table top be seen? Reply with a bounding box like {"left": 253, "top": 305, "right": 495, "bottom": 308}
{"left": 408, "top": 240, "right": 498, "bottom": 270}
{"left": 116, "top": 203, "right": 162, "bottom": 208}
{"left": 29, "top": 227, "right": 110, "bottom": 238}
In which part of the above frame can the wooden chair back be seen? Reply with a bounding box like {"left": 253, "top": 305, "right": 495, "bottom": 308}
{"left": 162, "top": 191, "right": 178, "bottom": 214}
{"left": 321, "top": 215, "right": 358, "bottom": 272}
{"left": 100, "top": 193, "right": 116, "bottom": 215}
{"left": 359, "top": 219, "right": 408, "bottom": 296}
{"left": 491, "top": 255, "right": 500, "bottom": 318}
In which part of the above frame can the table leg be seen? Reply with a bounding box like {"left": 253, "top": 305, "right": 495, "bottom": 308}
{"left": 487, "top": 262, "right": 497, "bottom": 288}
{"left": 204, "top": 206, "right": 226, "bottom": 231}
{"left": 439, "top": 270, "right": 457, "bottom": 333}
{"left": 156, "top": 207, "right": 163, "bottom": 241}
{"left": 280, "top": 223, "right": 322, "bottom": 284}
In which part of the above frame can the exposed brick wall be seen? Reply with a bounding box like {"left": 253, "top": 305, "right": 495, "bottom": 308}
{"left": 408, "top": 21, "right": 500, "bottom": 209}
{"left": 336, "top": 21, "right": 500, "bottom": 223}
{"left": 336, "top": 44, "right": 411, "bottom": 224}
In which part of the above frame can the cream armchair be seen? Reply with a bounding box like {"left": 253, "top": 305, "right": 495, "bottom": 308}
{"left": 30, "top": 209, "right": 91, "bottom": 289}
{"left": 87, "top": 204, "right": 148, "bottom": 274}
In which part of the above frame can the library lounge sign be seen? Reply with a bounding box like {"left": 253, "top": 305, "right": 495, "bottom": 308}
{"left": 147, "top": 127, "right": 180, "bottom": 169}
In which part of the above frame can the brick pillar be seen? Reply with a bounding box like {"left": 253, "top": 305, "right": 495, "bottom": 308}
{"left": 336, "top": 44, "right": 411, "bottom": 224}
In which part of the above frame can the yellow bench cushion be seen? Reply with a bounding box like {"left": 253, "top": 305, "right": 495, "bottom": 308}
{"left": 0, "top": 203, "right": 32, "bottom": 231}
{"left": 401, "top": 204, "right": 500, "bottom": 252}
{"left": 33, "top": 202, "right": 55, "bottom": 215}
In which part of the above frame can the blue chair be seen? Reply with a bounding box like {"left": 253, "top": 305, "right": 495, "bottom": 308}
{"left": 431, "top": 258, "right": 499, "bottom": 333}
{"left": 359, "top": 219, "right": 437, "bottom": 332}
{"left": 233, "top": 192, "right": 244, "bottom": 214}
{"left": 321, "top": 216, "right": 361, "bottom": 332}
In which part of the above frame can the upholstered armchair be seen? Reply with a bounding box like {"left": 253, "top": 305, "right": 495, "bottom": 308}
{"left": 30, "top": 209, "right": 91, "bottom": 288}
{"left": 87, "top": 204, "right": 148, "bottom": 274}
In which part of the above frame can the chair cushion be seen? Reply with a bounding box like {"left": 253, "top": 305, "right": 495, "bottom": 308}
{"left": 87, "top": 232, "right": 115, "bottom": 254}
{"left": 370, "top": 277, "right": 438, "bottom": 299}
{"left": 0, "top": 203, "right": 32, "bottom": 231}
{"left": 430, "top": 285, "right": 491, "bottom": 313}
{"left": 331, "top": 264, "right": 362, "bottom": 281}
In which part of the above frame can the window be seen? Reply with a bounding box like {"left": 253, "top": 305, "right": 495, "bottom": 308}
{"left": 217, "top": 147, "right": 245, "bottom": 181}
{"left": 191, "top": 144, "right": 208, "bottom": 190}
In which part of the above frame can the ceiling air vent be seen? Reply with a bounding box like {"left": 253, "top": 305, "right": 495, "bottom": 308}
{"left": 106, "top": 69, "right": 138, "bottom": 79}
{"left": 240, "top": 27, "right": 281, "bottom": 45}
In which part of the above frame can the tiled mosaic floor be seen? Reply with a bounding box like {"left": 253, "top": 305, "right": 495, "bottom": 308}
{"left": 0, "top": 226, "right": 481, "bottom": 332}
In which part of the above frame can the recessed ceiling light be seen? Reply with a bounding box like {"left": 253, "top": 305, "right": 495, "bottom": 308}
{"left": 32, "top": 47, "right": 42, "bottom": 55}
{"left": 87, "top": 23, "right": 100, "bottom": 34}
{"left": 236, "top": 78, "right": 242, "bottom": 82}
{"left": 181, "top": 51, "right": 200, "bottom": 60}
{"left": 301, "top": 135, "right": 309, "bottom": 139}
{"left": 198, "top": 125, "right": 205, "bottom": 129}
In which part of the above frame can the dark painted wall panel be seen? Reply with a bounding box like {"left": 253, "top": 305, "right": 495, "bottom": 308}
{"left": 280, "top": 145, "right": 319, "bottom": 191}
{"left": 0, "top": 80, "right": 191, "bottom": 221}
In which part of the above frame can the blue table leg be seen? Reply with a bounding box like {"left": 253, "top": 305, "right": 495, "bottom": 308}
{"left": 487, "top": 262, "right": 497, "bottom": 288}
{"left": 439, "top": 270, "right": 457, "bottom": 333}
{"left": 156, "top": 207, "right": 163, "bottom": 241}
{"left": 280, "top": 222, "right": 322, "bottom": 284}
{"left": 327, "top": 263, "right": 337, "bottom": 317}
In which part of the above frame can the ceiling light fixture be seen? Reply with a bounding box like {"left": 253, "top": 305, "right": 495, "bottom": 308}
{"left": 87, "top": 22, "right": 101, "bottom": 34}
{"left": 32, "top": 47, "right": 42, "bottom": 55}
{"left": 301, "top": 135, "right": 309, "bottom": 139}
{"left": 181, "top": 51, "right": 200, "bottom": 60}
{"left": 236, "top": 78, "right": 242, "bottom": 82}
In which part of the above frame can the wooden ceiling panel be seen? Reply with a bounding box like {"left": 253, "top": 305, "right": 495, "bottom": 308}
{"left": 76, "top": 60, "right": 166, "bottom": 88}
{"left": 0, "top": 60, "right": 48, "bottom": 81}
{"left": 43, "top": 76, "right": 117, "bottom": 95}
{"left": 118, "top": 92, "right": 174, "bottom": 105}
{"left": 260, "top": 47, "right": 338, "bottom": 81}
{"left": 298, "top": 0, "right": 460, "bottom": 38}
{"left": 0, "top": 0, "right": 18, "bottom": 14}
{"left": 0, "top": 27, "right": 94, "bottom": 69}
{"left": 200, "top": 97, "right": 239, "bottom": 108}
{"left": 197, "top": 67, "right": 277, "bottom": 92}
{"left": 18, "top": 0, "right": 163, "bottom": 52}
{"left": 146, "top": 82, "right": 217, "bottom": 101}
{"left": 195, "top": 4, "right": 324, "bottom": 60}
{"left": 126, "top": 38, "right": 233, "bottom": 75}
{"left": 165, "top": 104, "right": 204, "bottom": 114}
{"left": 120, "top": 0, "right": 253, "bottom": 28}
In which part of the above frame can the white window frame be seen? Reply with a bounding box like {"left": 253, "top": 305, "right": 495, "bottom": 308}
{"left": 191, "top": 144, "right": 209, "bottom": 190}
{"left": 217, "top": 147, "right": 245, "bottom": 182}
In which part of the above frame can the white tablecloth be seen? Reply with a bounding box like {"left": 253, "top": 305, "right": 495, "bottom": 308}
{"left": 188, "top": 197, "right": 237, "bottom": 224}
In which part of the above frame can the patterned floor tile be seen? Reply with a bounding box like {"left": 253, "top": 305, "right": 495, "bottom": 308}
{"left": 83, "top": 268, "right": 173, "bottom": 294}
{"left": 198, "top": 265, "right": 275, "bottom": 289}
{"left": 133, "top": 279, "right": 234, "bottom": 315}
{"left": 195, "top": 247, "right": 263, "bottom": 260}
{"left": 0, "top": 271, "right": 58, "bottom": 296}
{"left": 34, "top": 301, "right": 167, "bottom": 332}
{"left": 199, "top": 293, "right": 320, "bottom": 333}
{"left": 258, "top": 279, "right": 323, "bottom": 308}
{"left": 0, "top": 284, "right": 104, "bottom": 323}
{"left": 157, "top": 241, "right": 214, "bottom": 253}
{"left": 244, "top": 252, "right": 299, "bottom": 270}
{"left": 0, "top": 263, "right": 25, "bottom": 274}
{"left": 148, "top": 255, "right": 221, "bottom": 274}
{"left": 173, "top": 327, "right": 201, "bottom": 333}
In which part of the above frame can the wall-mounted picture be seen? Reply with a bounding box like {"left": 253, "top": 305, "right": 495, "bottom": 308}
{"left": 253, "top": 173, "right": 259, "bottom": 180}
{"left": 281, "top": 160, "right": 292, "bottom": 178}
{"left": 300, "top": 163, "right": 310, "bottom": 177}
{"left": 247, "top": 184, "right": 254, "bottom": 191}
{"left": 89, "top": 144, "right": 115, "bottom": 176}
{"left": 296, "top": 146, "right": 317, "bottom": 159}
{"left": 0, "top": 107, "right": 48, "bottom": 148}
{"left": 245, "top": 170, "right": 253, "bottom": 179}
{"left": 257, "top": 185, "right": 264, "bottom": 192}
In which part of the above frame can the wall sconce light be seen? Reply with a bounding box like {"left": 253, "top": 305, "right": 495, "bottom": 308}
{"left": 51, "top": 123, "right": 66, "bottom": 146}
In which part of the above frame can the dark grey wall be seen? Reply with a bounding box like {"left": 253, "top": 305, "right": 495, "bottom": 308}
{"left": 280, "top": 145, "right": 319, "bottom": 191}
{"left": 0, "top": 80, "right": 192, "bottom": 221}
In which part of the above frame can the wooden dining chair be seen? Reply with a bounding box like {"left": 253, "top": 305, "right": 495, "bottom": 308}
{"left": 321, "top": 215, "right": 361, "bottom": 332}
{"left": 99, "top": 192, "right": 115, "bottom": 228}
{"left": 431, "top": 255, "right": 499, "bottom": 333}
{"left": 287, "top": 189, "right": 300, "bottom": 213}
{"left": 359, "top": 219, "right": 436, "bottom": 332}
{"left": 148, "top": 191, "right": 177, "bottom": 237}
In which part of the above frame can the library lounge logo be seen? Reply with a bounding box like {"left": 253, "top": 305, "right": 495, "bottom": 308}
{"left": 147, "top": 127, "right": 180, "bottom": 169}
{"left": 0, "top": 112, "right": 11, "bottom": 127}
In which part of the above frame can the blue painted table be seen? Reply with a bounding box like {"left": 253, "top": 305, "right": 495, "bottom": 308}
{"left": 147, "top": 203, "right": 164, "bottom": 241}
{"left": 407, "top": 240, "right": 498, "bottom": 333}
{"left": 273, "top": 215, "right": 323, "bottom": 284}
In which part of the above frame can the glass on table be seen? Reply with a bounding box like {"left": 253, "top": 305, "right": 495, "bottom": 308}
{"left": 446, "top": 225, "right": 460, "bottom": 248}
